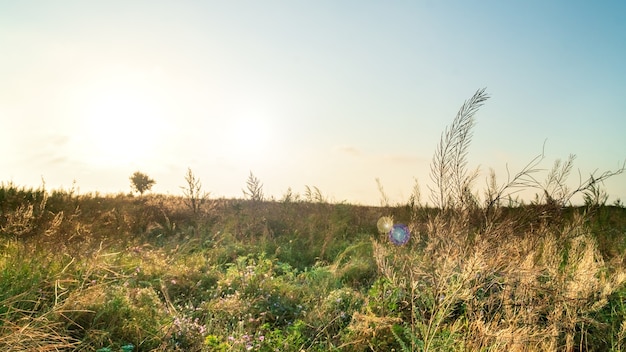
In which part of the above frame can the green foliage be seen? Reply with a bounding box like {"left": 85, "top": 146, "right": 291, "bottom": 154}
{"left": 367, "top": 278, "right": 407, "bottom": 317}
{"left": 332, "top": 241, "right": 377, "bottom": 289}
{"left": 211, "top": 254, "right": 306, "bottom": 328}
{"left": 581, "top": 282, "right": 626, "bottom": 351}
{"left": 61, "top": 281, "right": 169, "bottom": 349}
{"left": 204, "top": 334, "right": 229, "bottom": 351}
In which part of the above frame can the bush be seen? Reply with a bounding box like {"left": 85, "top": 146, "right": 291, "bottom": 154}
{"left": 61, "top": 285, "right": 169, "bottom": 350}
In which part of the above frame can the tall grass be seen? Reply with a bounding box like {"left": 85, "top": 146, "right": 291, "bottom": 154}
{"left": 355, "top": 88, "right": 626, "bottom": 352}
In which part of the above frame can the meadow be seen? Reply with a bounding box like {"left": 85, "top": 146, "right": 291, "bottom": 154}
{"left": 2, "top": 90, "right": 625, "bottom": 351}
{"left": 1, "top": 181, "right": 625, "bottom": 352}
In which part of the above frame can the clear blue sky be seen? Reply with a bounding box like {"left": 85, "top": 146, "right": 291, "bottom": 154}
{"left": 1, "top": 1, "right": 625, "bottom": 205}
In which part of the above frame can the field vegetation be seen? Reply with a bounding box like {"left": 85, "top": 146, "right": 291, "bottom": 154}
{"left": 2, "top": 90, "right": 625, "bottom": 351}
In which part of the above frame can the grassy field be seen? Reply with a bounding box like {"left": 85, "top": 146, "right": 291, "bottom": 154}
{"left": 1, "top": 182, "right": 625, "bottom": 351}
{"left": 3, "top": 91, "right": 625, "bottom": 351}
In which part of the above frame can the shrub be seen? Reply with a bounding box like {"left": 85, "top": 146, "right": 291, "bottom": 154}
{"left": 60, "top": 285, "right": 169, "bottom": 350}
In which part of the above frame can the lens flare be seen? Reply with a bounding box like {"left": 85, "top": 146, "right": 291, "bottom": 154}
{"left": 377, "top": 216, "right": 394, "bottom": 234}
{"left": 388, "top": 224, "right": 410, "bottom": 245}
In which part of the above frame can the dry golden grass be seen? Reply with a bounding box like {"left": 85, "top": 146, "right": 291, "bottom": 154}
{"left": 365, "top": 204, "right": 626, "bottom": 351}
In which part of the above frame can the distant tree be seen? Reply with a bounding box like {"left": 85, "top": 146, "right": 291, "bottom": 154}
{"left": 130, "top": 171, "right": 155, "bottom": 195}
{"left": 243, "top": 171, "right": 264, "bottom": 202}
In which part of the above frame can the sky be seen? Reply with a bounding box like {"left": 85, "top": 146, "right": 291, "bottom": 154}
{"left": 1, "top": 1, "right": 625, "bottom": 206}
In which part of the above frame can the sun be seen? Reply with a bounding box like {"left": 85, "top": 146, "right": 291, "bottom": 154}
{"left": 224, "top": 115, "right": 274, "bottom": 163}
{"left": 235, "top": 118, "right": 270, "bottom": 152}
{"left": 74, "top": 74, "right": 167, "bottom": 167}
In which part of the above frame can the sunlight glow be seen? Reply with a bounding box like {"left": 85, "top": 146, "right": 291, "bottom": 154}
{"left": 74, "top": 72, "right": 167, "bottom": 167}
{"left": 224, "top": 114, "right": 274, "bottom": 163}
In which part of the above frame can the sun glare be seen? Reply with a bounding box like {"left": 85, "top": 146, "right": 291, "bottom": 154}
{"left": 74, "top": 74, "right": 167, "bottom": 167}
{"left": 227, "top": 117, "right": 273, "bottom": 162}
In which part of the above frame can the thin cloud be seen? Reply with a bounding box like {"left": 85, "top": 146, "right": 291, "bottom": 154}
{"left": 47, "top": 156, "right": 68, "bottom": 166}
{"left": 378, "top": 153, "right": 429, "bottom": 165}
{"left": 50, "top": 135, "right": 70, "bottom": 147}
{"left": 335, "top": 145, "right": 361, "bottom": 157}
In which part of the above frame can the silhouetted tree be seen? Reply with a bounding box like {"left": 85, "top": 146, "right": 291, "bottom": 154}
{"left": 130, "top": 171, "right": 155, "bottom": 195}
